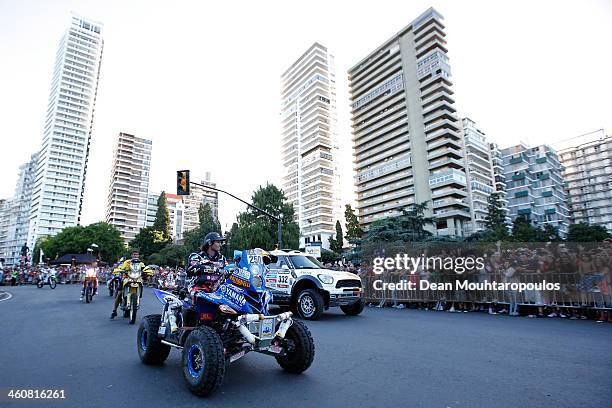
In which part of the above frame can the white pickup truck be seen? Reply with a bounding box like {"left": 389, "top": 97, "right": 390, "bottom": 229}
{"left": 265, "top": 250, "right": 364, "bottom": 320}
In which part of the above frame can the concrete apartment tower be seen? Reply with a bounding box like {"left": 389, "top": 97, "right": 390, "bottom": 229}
{"left": 349, "top": 8, "right": 468, "bottom": 236}
{"left": 281, "top": 43, "right": 342, "bottom": 249}
{"left": 460, "top": 118, "right": 496, "bottom": 234}
{"left": 27, "top": 14, "right": 104, "bottom": 249}
{"left": 0, "top": 153, "right": 40, "bottom": 265}
{"left": 501, "top": 143, "right": 570, "bottom": 237}
{"left": 558, "top": 131, "right": 612, "bottom": 232}
{"left": 105, "top": 132, "right": 153, "bottom": 244}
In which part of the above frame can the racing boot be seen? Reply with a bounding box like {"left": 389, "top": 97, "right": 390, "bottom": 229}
{"left": 110, "top": 310, "right": 117, "bottom": 319}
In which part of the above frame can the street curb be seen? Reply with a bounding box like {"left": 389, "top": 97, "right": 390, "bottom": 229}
{"left": 0, "top": 290, "right": 13, "bottom": 302}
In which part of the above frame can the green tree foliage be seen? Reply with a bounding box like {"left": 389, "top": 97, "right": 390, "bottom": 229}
{"left": 228, "top": 184, "right": 299, "bottom": 251}
{"left": 482, "top": 192, "right": 509, "bottom": 241}
{"left": 183, "top": 202, "right": 223, "bottom": 254}
{"left": 511, "top": 216, "right": 538, "bottom": 242}
{"left": 148, "top": 244, "right": 188, "bottom": 267}
{"left": 321, "top": 248, "right": 341, "bottom": 264}
{"left": 362, "top": 202, "right": 435, "bottom": 243}
{"left": 344, "top": 204, "right": 363, "bottom": 244}
{"left": 33, "top": 222, "right": 124, "bottom": 264}
{"left": 328, "top": 220, "right": 343, "bottom": 253}
{"left": 566, "top": 223, "right": 611, "bottom": 242}
{"left": 152, "top": 191, "right": 171, "bottom": 239}
{"left": 129, "top": 227, "right": 171, "bottom": 262}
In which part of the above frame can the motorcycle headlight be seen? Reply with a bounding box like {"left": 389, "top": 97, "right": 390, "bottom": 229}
{"left": 129, "top": 271, "right": 141, "bottom": 280}
{"left": 318, "top": 274, "right": 334, "bottom": 284}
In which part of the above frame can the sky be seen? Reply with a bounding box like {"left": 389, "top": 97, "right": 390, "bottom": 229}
{"left": 0, "top": 0, "right": 611, "bottom": 231}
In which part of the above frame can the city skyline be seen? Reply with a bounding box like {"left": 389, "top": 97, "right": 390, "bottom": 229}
{"left": 0, "top": 0, "right": 611, "bottom": 232}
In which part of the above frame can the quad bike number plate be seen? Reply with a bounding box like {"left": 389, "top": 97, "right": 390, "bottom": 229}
{"left": 260, "top": 318, "right": 275, "bottom": 339}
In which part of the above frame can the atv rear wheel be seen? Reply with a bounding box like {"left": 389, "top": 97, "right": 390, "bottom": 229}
{"left": 137, "top": 314, "right": 171, "bottom": 365}
{"left": 181, "top": 326, "right": 225, "bottom": 396}
{"left": 276, "top": 320, "right": 315, "bottom": 374}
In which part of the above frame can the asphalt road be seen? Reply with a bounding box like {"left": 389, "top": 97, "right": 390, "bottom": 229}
{"left": 0, "top": 284, "right": 610, "bottom": 408}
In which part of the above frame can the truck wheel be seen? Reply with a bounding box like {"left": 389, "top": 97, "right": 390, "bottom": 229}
{"left": 341, "top": 298, "right": 365, "bottom": 316}
{"left": 181, "top": 326, "right": 225, "bottom": 396}
{"left": 295, "top": 289, "right": 324, "bottom": 320}
{"left": 138, "top": 314, "right": 171, "bottom": 365}
{"left": 276, "top": 320, "right": 315, "bottom": 373}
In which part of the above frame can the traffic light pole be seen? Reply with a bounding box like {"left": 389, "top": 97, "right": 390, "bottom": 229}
{"left": 188, "top": 181, "right": 283, "bottom": 249}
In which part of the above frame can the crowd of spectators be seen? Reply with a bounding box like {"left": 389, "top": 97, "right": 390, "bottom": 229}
{"left": 358, "top": 242, "right": 612, "bottom": 322}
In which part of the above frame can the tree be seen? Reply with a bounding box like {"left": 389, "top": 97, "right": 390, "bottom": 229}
{"left": 129, "top": 227, "right": 170, "bottom": 262}
{"left": 32, "top": 222, "right": 124, "bottom": 264}
{"left": 344, "top": 204, "right": 363, "bottom": 244}
{"left": 511, "top": 216, "right": 538, "bottom": 242}
{"left": 321, "top": 248, "right": 341, "bottom": 264}
{"left": 183, "top": 202, "right": 223, "bottom": 254}
{"left": 540, "top": 224, "right": 561, "bottom": 242}
{"left": 153, "top": 191, "right": 171, "bottom": 239}
{"left": 402, "top": 202, "right": 435, "bottom": 239}
{"left": 228, "top": 184, "right": 300, "bottom": 250}
{"left": 567, "top": 223, "right": 611, "bottom": 242}
{"left": 483, "top": 192, "right": 509, "bottom": 241}
{"left": 328, "top": 220, "right": 343, "bottom": 253}
{"left": 149, "top": 244, "right": 188, "bottom": 267}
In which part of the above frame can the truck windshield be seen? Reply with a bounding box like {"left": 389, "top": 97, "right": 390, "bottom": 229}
{"left": 289, "top": 255, "right": 322, "bottom": 269}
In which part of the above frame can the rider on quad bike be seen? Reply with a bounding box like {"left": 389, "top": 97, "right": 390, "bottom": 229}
{"left": 186, "top": 232, "right": 227, "bottom": 295}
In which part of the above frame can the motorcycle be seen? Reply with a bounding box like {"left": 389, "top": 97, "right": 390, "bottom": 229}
{"left": 83, "top": 269, "right": 97, "bottom": 303}
{"left": 108, "top": 274, "right": 121, "bottom": 297}
{"left": 120, "top": 263, "right": 144, "bottom": 324}
{"left": 36, "top": 269, "right": 57, "bottom": 289}
{"left": 137, "top": 248, "right": 315, "bottom": 397}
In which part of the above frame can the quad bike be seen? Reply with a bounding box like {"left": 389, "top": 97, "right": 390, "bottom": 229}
{"left": 137, "top": 248, "right": 315, "bottom": 396}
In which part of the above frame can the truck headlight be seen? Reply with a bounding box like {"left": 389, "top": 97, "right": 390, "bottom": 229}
{"left": 317, "top": 274, "right": 334, "bottom": 284}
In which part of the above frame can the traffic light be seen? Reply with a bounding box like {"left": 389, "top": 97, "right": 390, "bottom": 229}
{"left": 177, "top": 170, "right": 190, "bottom": 195}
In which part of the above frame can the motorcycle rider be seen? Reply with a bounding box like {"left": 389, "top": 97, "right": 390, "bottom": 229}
{"left": 110, "top": 251, "right": 146, "bottom": 319}
{"left": 80, "top": 260, "right": 99, "bottom": 301}
{"left": 187, "top": 232, "right": 227, "bottom": 294}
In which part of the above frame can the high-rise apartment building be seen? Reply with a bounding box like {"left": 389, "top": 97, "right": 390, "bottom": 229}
{"left": 349, "top": 8, "right": 469, "bottom": 236}
{"left": 281, "top": 43, "right": 342, "bottom": 249}
{"left": 0, "top": 153, "right": 40, "bottom": 264}
{"left": 105, "top": 132, "right": 152, "bottom": 244}
{"left": 460, "top": 118, "right": 495, "bottom": 234}
{"left": 165, "top": 194, "right": 186, "bottom": 241}
{"left": 501, "top": 143, "right": 570, "bottom": 236}
{"left": 558, "top": 132, "right": 612, "bottom": 232}
{"left": 489, "top": 142, "right": 511, "bottom": 227}
{"left": 27, "top": 14, "right": 104, "bottom": 249}
{"left": 145, "top": 192, "right": 160, "bottom": 228}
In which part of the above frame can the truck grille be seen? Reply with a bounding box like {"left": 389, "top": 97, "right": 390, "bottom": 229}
{"left": 336, "top": 279, "right": 361, "bottom": 289}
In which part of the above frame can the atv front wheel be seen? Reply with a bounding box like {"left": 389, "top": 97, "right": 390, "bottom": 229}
{"left": 181, "top": 326, "right": 225, "bottom": 396}
{"left": 276, "top": 320, "right": 315, "bottom": 374}
{"left": 137, "top": 314, "right": 171, "bottom": 365}
{"left": 340, "top": 298, "right": 365, "bottom": 316}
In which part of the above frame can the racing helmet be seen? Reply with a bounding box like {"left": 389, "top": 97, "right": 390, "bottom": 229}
{"left": 201, "top": 231, "right": 226, "bottom": 250}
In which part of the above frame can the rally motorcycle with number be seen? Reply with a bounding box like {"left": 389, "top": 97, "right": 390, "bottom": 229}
{"left": 137, "top": 248, "right": 315, "bottom": 397}
{"left": 120, "top": 263, "right": 144, "bottom": 324}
